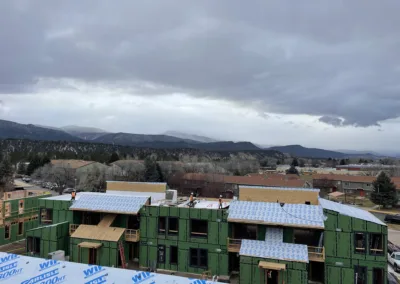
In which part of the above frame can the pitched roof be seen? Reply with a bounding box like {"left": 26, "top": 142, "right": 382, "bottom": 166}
{"left": 239, "top": 185, "right": 319, "bottom": 192}
{"left": 392, "top": 177, "right": 400, "bottom": 189}
{"left": 312, "top": 174, "right": 375, "bottom": 183}
{"left": 70, "top": 193, "right": 149, "bottom": 214}
{"left": 181, "top": 173, "right": 307, "bottom": 188}
{"left": 71, "top": 225, "right": 125, "bottom": 242}
{"left": 240, "top": 239, "right": 309, "bottom": 263}
{"left": 51, "top": 159, "right": 95, "bottom": 169}
{"left": 228, "top": 200, "right": 324, "bottom": 228}
{"left": 319, "top": 198, "right": 385, "bottom": 226}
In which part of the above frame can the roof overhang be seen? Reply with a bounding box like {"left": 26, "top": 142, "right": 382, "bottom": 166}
{"left": 258, "top": 261, "right": 286, "bottom": 270}
{"left": 78, "top": 242, "right": 102, "bottom": 249}
{"left": 227, "top": 218, "right": 325, "bottom": 229}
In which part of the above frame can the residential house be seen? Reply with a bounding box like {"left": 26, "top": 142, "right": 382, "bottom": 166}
{"left": 312, "top": 174, "right": 376, "bottom": 197}
{"left": 168, "top": 173, "right": 310, "bottom": 198}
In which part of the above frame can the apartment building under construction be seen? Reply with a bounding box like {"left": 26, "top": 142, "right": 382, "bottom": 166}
{"left": 23, "top": 181, "right": 387, "bottom": 284}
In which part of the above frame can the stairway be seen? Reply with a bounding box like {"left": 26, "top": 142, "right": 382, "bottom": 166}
{"left": 98, "top": 214, "right": 117, "bottom": 227}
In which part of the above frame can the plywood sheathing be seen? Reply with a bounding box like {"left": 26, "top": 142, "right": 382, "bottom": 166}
{"left": 239, "top": 187, "right": 319, "bottom": 205}
{"left": 106, "top": 181, "right": 166, "bottom": 193}
{"left": 71, "top": 224, "right": 125, "bottom": 242}
{"left": 98, "top": 214, "right": 117, "bottom": 227}
{"left": 258, "top": 261, "right": 286, "bottom": 270}
{"left": 78, "top": 242, "right": 103, "bottom": 249}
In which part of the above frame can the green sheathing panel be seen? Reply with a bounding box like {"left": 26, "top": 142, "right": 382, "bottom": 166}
{"left": 239, "top": 256, "right": 307, "bottom": 284}
{"left": 0, "top": 194, "right": 51, "bottom": 246}
{"left": 139, "top": 205, "right": 229, "bottom": 276}
{"left": 323, "top": 209, "right": 388, "bottom": 284}
{"left": 25, "top": 221, "right": 70, "bottom": 258}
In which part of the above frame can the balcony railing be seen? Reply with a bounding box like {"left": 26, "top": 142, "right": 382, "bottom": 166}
{"left": 69, "top": 224, "right": 79, "bottom": 235}
{"left": 308, "top": 246, "right": 325, "bottom": 262}
{"left": 125, "top": 229, "right": 140, "bottom": 242}
{"left": 227, "top": 238, "right": 242, "bottom": 253}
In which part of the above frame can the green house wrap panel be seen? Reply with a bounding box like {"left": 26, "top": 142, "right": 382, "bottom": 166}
{"left": 140, "top": 216, "right": 147, "bottom": 238}
{"left": 169, "top": 207, "right": 179, "bottom": 217}
{"left": 324, "top": 210, "right": 338, "bottom": 231}
{"left": 283, "top": 227, "right": 294, "bottom": 243}
{"left": 159, "top": 206, "right": 169, "bottom": 217}
{"left": 148, "top": 206, "right": 159, "bottom": 217}
{"left": 189, "top": 208, "right": 200, "bottom": 219}
{"left": 147, "top": 217, "right": 157, "bottom": 239}
{"left": 200, "top": 209, "right": 211, "bottom": 220}
{"left": 366, "top": 222, "right": 382, "bottom": 233}
{"left": 326, "top": 266, "right": 341, "bottom": 284}
{"left": 218, "top": 222, "right": 228, "bottom": 246}
{"left": 324, "top": 231, "right": 337, "bottom": 257}
{"left": 219, "top": 253, "right": 229, "bottom": 276}
{"left": 180, "top": 208, "right": 189, "bottom": 219}
{"left": 139, "top": 245, "right": 148, "bottom": 267}
{"left": 208, "top": 222, "right": 219, "bottom": 245}
{"left": 208, "top": 253, "right": 219, "bottom": 274}
{"left": 178, "top": 249, "right": 188, "bottom": 272}
{"left": 240, "top": 263, "right": 252, "bottom": 284}
{"left": 352, "top": 218, "right": 366, "bottom": 231}
{"left": 338, "top": 215, "right": 352, "bottom": 232}
{"left": 148, "top": 246, "right": 157, "bottom": 264}
{"left": 179, "top": 219, "right": 188, "bottom": 242}
{"left": 337, "top": 232, "right": 351, "bottom": 258}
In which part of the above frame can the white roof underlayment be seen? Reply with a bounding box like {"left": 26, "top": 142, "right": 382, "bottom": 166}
{"left": 228, "top": 200, "right": 325, "bottom": 228}
{"left": 319, "top": 198, "right": 385, "bottom": 226}
{"left": 70, "top": 193, "right": 149, "bottom": 214}
{"left": 105, "top": 190, "right": 166, "bottom": 203}
{"left": 240, "top": 239, "right": 309, "bottom": 263}
{"left": 0, "top": 252, "right": 222, "bottom": 284}
{"left": 238, "top": 185, "right": 320, "bottom": 192}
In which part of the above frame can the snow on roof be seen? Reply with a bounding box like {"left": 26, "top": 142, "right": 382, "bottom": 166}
{"left": 319, "top": 198, "right": 385, "bottom": 226}
{"left": 228, "top": 200, "right": 324, "bottom": 228}
{"left": 238, "top": 185, "right": 319, "bottom": 192}
{"left": 0, "top": 252, "right": 222, "bottom": 283}
{"left": 240, "top": 239, "right": 309, "bottom": 263}
{"left": 70, "top": 193, "right": 149, "bottom": 214}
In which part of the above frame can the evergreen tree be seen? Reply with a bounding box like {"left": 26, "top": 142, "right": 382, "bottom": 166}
{"left": 286, "top": 165, "right": 299, "bottom": 175}
{"left": 298, "top": 159, "right": 305, "bottom": 168}
{"left": 370, "top": 172, "right": 398, "bottom": 207}
{"left": 108, "top": 152, "right": 120, "bottom": 164}
{"left": 0, "top": 156, "right": 14, "bottom": 191}
{"left": 156, "top": 163, "right": 165, "bottom": 182}
{"left": 291, "top": 158, "right": 299, "bottom": 167}
{"left": 339, "top": 159, "right": 347, "bottom": 165}
{"left": 17, "top": 162, "right": 26, "bottom": 175}
{"left": 144, "top": 157, "right": 161, "bottom": 182}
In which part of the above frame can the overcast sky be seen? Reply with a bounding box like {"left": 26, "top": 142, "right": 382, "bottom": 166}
{"left": 1, "top": 0, "right": 400, "bottom": 153}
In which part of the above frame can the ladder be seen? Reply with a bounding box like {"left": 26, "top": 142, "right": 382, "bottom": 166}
{"left": 118, "top": 241, "right": 126, "bottom": 269}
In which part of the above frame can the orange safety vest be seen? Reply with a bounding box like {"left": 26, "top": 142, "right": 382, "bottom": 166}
{"left": 190, "top": 195, "right": 193, "bottom": 202}
{"left": 219, "top": 198, "right": 222, "bottom": 204}
{"left": 71, "top": 191, "right": 76, "bottom": 198}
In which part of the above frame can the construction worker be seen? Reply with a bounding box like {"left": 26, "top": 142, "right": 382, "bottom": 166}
{"left": 71, "top": 190, "right": 76, "bottom": 201}
{"left": 189, "top": 192, "right": 194, "bottom": 207}
{"left": 218, "top": 195, "right": 223, "bottom": 209}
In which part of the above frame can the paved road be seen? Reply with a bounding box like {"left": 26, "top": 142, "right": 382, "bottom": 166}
{"left": 389, "top": 229, "right": 400, "bottom": 245}
{"left": 16, "top": 179, "right": 59, "bottom": 196}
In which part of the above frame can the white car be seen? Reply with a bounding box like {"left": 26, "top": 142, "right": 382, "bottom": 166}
{"left": 389, "top": 251, "right": 400, "bottom": 272}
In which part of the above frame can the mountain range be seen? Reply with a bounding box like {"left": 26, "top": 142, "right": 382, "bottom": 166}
{"left": 0, "top": 119, "right": 391, "bottom": 158}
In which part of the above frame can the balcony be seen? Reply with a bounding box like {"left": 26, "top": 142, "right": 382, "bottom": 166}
{"left": 308, "top": 246, "right": 325, "bottom": 262}
{"left": 227, "top": 238, "right": 242, "bottom": 253}
{"left": 125, "top": 229, "right": 140, "bottom": 242}
{"left": 69, "top": 224, "right": 79, "bottom": 235}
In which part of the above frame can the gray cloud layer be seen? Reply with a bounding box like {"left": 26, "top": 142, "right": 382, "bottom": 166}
{"left": 1, "top": 0, "right": 400, "bottom": 126}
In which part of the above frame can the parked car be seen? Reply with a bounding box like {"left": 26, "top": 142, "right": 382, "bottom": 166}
{"left": 385, "top": 214, "right": 400, "bottom": 224}
{"left": 62, "top": 188, "right": 75, "bottom": 194}
{"left": 388, "top": 251, "right": 400, "bottom": 272}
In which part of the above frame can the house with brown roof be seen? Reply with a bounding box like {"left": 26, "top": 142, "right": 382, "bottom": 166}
{"left": 168, "top": 172, "right": 310, "bottom": 198}
{"left": 312, "top": 174, "right": 377, "bottom": 197}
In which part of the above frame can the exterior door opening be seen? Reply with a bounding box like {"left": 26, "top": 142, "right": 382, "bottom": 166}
{"left": 228, "top": 252, "right": 240, "bottom": 273}
{"left": 265, "top": 270, "right": 278, "bottom": 284}
{"left": 373, "top": 268, "right": 384, "bottom": 284}
{"left": 308, "top": 261, "right": 324, "bottom": 283}
{"left": 88, "top": 248, "right": 97, "bottom": 265}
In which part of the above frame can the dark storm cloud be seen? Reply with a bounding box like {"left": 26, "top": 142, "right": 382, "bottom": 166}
{"left": 1, "top": 0, "right": 400, "bottom": 126}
